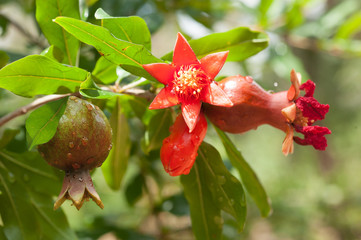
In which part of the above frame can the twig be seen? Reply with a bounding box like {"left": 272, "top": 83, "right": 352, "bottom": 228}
{"left": 0, "top": 93, "right": 74, "bottom": 128}
{"left": 0, "top": 14, "right": 47, "bottom": 49}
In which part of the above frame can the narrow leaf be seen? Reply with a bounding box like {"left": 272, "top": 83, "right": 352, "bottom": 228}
{"left": 54, "top": 17, "right": 162, "bottom": 80}
{"left": 181, "top": 160, "right": 222, "bottom": 240}
{"left": 36, "top": 0, "right": 80, "bottom": 65}
{"left": 197, "top": 142, "right": 247, "bottom": 231}
{"left": 162, "top": 27, "right": 269, "bottom": 62}
{"left": 214, "top": 127, "right": 272, "bottom": 217}
{"left": 25, "top": 97, "right": 68, "bottom": 150}
{"left": 95, "top": 8, "right": 152, "bottom": 50}
{"left": 102, "top": 97, "right": 131, "bottom": 190}
{"left": 0, "top": 55, "right": 88, "bottom": 97}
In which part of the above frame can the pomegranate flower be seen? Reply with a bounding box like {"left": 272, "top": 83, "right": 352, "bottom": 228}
{"left": 281, "top": 70, "right": 331, "bottom": 154}
{"left": 143, "top": 33, "right": 233, "bottom": 132}
{"left": 203, "top": 70, "right": 331, "bottom": 156}
{"left": 161, "top": 112, "right": 207, "bottom": 176}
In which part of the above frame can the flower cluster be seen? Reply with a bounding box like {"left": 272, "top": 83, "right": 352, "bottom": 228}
{"left": 144, "top": 33, "right": 331, "bottom": 176}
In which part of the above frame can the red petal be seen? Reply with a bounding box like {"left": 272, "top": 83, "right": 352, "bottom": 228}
{"left": 202, "top": 81, "right": 233, "bottom": 107}
{"left": 294, "top": 125, "right": 331, "bottom": 150}
{"left": 300, "top": 80, "right": 315, "bottom": 97}
{"left": 143, "top": 63, "right": 175, "bottom": 85}
{"left": 160, "top": 113, "right": 207, "bottom": 176}
{"left": 200, "top": 51, "right": 228, "bottom": 79}
{"left": 172, "top": 33, "right": 199, "bottom": 66}
{"left": 181, "top": 101, "right": 202, "bottom": 132}
{"left": 295, "top": 96, "right": 329, "bottom": 123}
{"left": 149, "top": 87, "right": 179, "bottom": 109}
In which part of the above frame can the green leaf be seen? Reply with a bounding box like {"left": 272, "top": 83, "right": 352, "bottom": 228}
{"left": 0, "top": 150, "right": 76, "bottom": 240}
{"left": 0, "top": 55, "right": 89, "bottom": 97}
{"left": 92, "top": 56, "right": 118, "bottom": 84}
{"left": 80, "top": 75, "right": 120, "bottom": 99}
{"left": 198, "top": 142, "right": 247, "bottom": 231}
{"left": 125, "top": 173, "right": 145, "bottom": 206}
{"left": 36, "top": 0, "right": 80, "bottom": 65}
{"left": 102, "top": 97, "right": 131, "bottom": 190}
{"left": 95, "top": 8, "right": 152, "bottom": 50}
{"left": 144, "top": 109, "right": 173, "bottom": 153}
{"left": 54, "top": 17, "right": 162, "bottom": 81}
{"left": 41, "top": 45, "right": 65, "bottom": 63}
{"left": 181, "top": 152, "right": 222, "bottom": 240}
{"left": 335, "top": 12, "right": 361, "bottom": 39}
{"left": 214, "top": 127, "right": 272, "bottom": 217}
{"left": 25, "top": 97, "right": 68, "bottom": 150}
{"left": 162, "top": 27, "right": 269, "bottom": 62}
{"left": 0, "top": 50, "right": 9, "bottom": 69}
{"left": 0, "top": 129, "right": 20, "bottom": 149}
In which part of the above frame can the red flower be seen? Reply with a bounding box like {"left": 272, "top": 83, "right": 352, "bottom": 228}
{"left": 143, "top": 33, "right": 232, "bottom": 132}
{"left": 203, "top": 70, "right": 331, "bottom": 156}
{"left": 282, "top": 71, "right": 331, "bottom": 153}
{"left": 161, "top": 112, "right": 207, "bottom": 176}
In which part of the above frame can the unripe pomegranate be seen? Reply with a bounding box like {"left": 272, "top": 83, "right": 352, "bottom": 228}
{"left": 38, "top": 96, "right": 112, "bottom": 210}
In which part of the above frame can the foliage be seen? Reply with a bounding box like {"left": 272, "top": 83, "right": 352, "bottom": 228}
{"left": 0, "top": 0, "right": 360, "bottom": 239}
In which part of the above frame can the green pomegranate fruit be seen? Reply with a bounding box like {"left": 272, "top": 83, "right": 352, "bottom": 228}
{"left": 38, "top": 96, "right": 112, "bottom": 210}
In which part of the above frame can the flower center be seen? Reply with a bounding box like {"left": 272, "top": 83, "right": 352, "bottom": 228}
{"left": 172, "top": 66, "right": 208, "bottom": 100}
{"left": 294, "top": 108, "right": 309, "bottom": 127}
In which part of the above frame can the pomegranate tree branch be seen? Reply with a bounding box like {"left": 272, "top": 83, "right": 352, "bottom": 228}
{"left": 0, "top": 93, "right": 74, "bottom": 128}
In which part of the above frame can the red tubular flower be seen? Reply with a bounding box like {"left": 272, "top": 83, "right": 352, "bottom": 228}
{"left": 161, "top": 112, "right": 207, "bottom": 176}
{"left": 203, "top": 70, "right": 331, "bottom": 155}
{"left": 143, "top": 32, "right": 233, "bottom": 132}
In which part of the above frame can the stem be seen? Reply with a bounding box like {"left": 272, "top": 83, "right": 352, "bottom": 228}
{"left": 0, "top": 93, "right": 74, "bottom": 128}
{"left": 1, "top": 14, "right": 47, "bottom": 49}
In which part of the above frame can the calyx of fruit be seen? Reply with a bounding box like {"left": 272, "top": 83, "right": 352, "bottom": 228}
{"left": 38, "top": 96, "right": 112, "bottom": 210}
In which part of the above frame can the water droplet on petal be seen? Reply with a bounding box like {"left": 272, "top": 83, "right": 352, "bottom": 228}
{"left": 78, "top": 177, "right": 83, "bottom": 182}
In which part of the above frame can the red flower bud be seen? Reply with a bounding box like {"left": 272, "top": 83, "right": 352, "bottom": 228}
{"left": 160, "top": 112, "right": 207, "bottom": 176}
{"left": 203, "top": 70, "right": 331, "bottom": 155}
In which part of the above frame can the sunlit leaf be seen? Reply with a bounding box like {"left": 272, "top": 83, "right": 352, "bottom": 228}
{"left": 335, "top": 12, "right": 361, "bottom": 39}
{"left": 26, "top": 97, "right": 68, "bottom": 150}
{"left": 54, "top": 17, "right": 162, "bottom": 81}
{"left": 95, "top": 8, "right": 152, "bottom": 50}
{"left": 102, "top": 97, "right": 131, "bottom": 190}
{"left": 0, "top": 55, "right": 89, "bottom": 97}
{"left": 41, "top": 45, "right": 64, "bottom": 63}
{"left": 214, "top": 127, "right": 272, "bottom": 217}
{"left": 92, "top": 56, "right": 118, "bottom": 84}
{"left": 36, "top": 0, "right": 80, "bottom": 65}
{"left": 162, "top": 27, "right": 269, "bottom": 62}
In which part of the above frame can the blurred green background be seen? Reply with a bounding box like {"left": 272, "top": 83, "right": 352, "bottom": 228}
{"left": 1, "top": 0, "right": 361, "bottom": 239}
